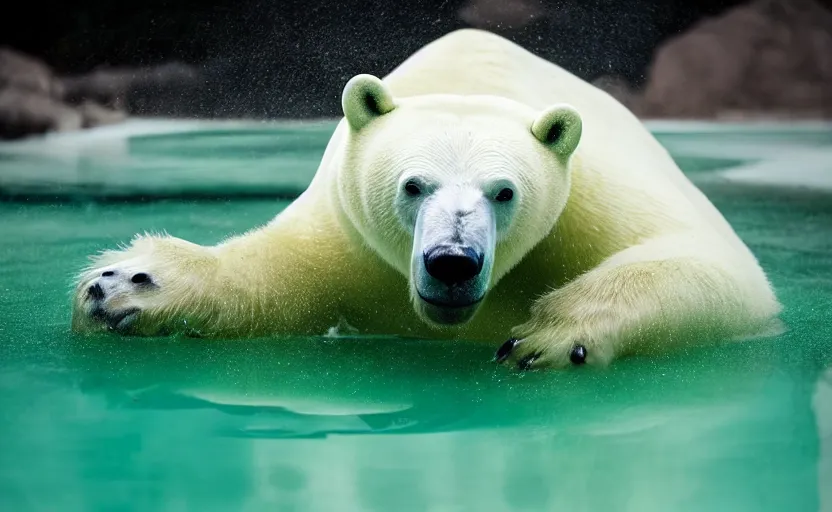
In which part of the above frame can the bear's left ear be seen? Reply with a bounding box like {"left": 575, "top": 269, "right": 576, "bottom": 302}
{"left": 531, "top": 104, "right": 583, "bottom": 158}
{"left": 341, "top": 74, "right": 397, "bottom": 131}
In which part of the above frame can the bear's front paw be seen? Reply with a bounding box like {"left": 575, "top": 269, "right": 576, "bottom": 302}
{"left": 72, "top": 236, "right": 219, "bottom": 336}
{"left": 494, "top": 318, "right": 619, "bottom": 370}
{"left": 72, "top": 258, "right": 160, "bottom": 334}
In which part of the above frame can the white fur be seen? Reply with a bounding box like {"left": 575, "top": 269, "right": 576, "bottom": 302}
{"left": 71, "top": 29, "right": 781, "bottom": 369}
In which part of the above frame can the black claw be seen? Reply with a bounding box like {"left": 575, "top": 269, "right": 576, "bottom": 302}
{"left": 518, "top": 352, "right": 542, "bottom": 371}
{"left": 87, "top": 283, "right": 105, "bottom": 301}
{"left": 131, "top": 272, "right": 151, "bottom": 285}
{"left": 570, "top": 345, "right": 587, "bottom": 365}
{"left": 495, "top": 338, "right": 521, "bottom": 363}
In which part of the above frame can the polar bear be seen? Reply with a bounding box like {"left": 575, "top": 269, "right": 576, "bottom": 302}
{"left": 71, "top": 29, "right": 781, "bottom": 369}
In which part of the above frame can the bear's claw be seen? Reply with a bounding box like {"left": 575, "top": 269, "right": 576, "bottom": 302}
{"left": 569, "top": 344, "right": 588, "bottom": 365}
{"left": 495, "top": 334, "right": 590, "bottom": 370}
{"left": 517, "top": 351, "right": 543, "bottom": 371}
{"left": 494, "top": 337, "right": 522, "bottom": 363}
{"left": 495, "top": 338, "right": 544, "bottom": 370}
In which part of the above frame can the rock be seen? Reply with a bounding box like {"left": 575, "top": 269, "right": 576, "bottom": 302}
{"left": 0, "top": 88, "right": 82, "bottom": 139}
{"left": 641, "top": 0, "right": 832, "bottom": 119}
{"left": 0, "top": 46, "right": 127, "bottom": 138}
{"left": 0, "top": 47, "right": 63, "bottom": 99}
{"left": 77, "top": 100, "right": 127, "bottom": 129}
{"left": 61, "top": 62, "right": 204, "bottom": 115}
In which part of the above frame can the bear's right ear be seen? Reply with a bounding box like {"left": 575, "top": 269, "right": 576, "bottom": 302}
{"left": 341, "top": 74, "right": 397, "bottom": 131}
{"left": 531, "top": 104, "right": 583, "bottom": 158}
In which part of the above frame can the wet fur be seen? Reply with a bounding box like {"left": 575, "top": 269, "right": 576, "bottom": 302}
{"left": 71, "top": 29, "right": 781, "bottom": 368}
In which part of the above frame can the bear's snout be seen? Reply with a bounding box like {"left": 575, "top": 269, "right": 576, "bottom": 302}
{"left": 423, "top": 244, "right": 484, "bottom": 286}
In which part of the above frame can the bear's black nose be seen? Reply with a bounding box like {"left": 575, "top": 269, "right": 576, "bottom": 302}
{"left": 424, "top": 245, "right": 484, "bottom": 285}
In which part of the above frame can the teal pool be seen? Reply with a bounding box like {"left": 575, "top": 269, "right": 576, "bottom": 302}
{"left": 1, "top": 120, "right": 831, "bottom": 511}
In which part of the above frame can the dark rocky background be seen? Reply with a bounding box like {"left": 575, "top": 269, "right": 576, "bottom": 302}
{"left": 1, "top": 0, "right": 830, "bottom": 138}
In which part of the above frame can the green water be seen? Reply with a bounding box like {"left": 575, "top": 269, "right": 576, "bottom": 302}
{"left": 1, "top": 121, "right": 831, "bottom": 511}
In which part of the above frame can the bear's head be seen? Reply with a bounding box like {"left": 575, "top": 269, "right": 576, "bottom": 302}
{"left": 337, "top": 74, "right": 582, "bottom": 327}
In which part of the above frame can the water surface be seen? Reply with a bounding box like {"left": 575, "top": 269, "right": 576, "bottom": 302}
{"left": 1, "top": 120, "right": 831, "bottom": 511}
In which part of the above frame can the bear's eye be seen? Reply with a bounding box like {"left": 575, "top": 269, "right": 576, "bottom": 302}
{"left": 404, "top": 180, "right": 422, "bottom": 196}
{"left": 495, "top": 188, "right": 514, "bottom": 202}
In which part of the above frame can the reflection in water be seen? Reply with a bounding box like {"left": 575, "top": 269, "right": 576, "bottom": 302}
{"left": 2, "top": 331, "right": 811, "bottom": 511}
{"left": 815, "top": 366, "right": 832, "bottom": 512}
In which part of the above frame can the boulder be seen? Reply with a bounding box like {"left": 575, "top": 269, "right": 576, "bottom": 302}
{"left": 77, "top": 100, "right": 128, "bottom": 128}
{"left": 0, "top": 47, "right": 129, "bottom": 139}
{"left": 0, "top": 88, "right": 82, "bottom": 139}
{"left": 641, "top": 0, "right": 832, "bottom": 119}
{"left": 0, "top": 47, "right": 63, "bottom": 99}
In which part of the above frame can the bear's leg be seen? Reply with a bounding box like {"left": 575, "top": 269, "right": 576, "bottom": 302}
{"left": 71, "top": 216, "right": 361, "bottom": 337}
{"left": 72, "top": 234, "right": 225, "bottom": 336}
{"left": 496, "top": 233, "right": 781, "bottom": 369}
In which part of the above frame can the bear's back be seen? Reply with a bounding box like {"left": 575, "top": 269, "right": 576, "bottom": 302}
{"left": 383, "top": 29, "right": 749, "bottom": 253}
{"left": 383, "top": 29, "right": 655, "bottom": 154}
